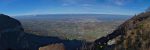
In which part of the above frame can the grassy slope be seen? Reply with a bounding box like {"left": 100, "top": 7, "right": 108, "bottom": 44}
{"left": 113, "top": 12, "right": 150, "bottom": 50}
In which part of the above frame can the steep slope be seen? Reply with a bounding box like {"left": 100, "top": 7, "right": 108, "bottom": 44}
{"left": 0, "top": 14, "right": 63, "bottom": 50}
{"left": 94, "top": 12, "right": 150, "bottom": 50}
{"left": 0, "top": 14, "right": 90, "bottom": 50}
{"left": 0, "top": 14, "right": 86, "bottom": 50}
{"left": 113, "top": 12, "right": 150, "bottom": 50}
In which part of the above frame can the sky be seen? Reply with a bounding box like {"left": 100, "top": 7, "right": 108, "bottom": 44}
{"left": 0, "top": 0, "right": 150, "bottom": 16}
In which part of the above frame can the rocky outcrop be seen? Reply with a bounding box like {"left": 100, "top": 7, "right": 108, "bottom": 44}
{"left": 0, "top": 14, "right": 23, "bottom": 32}
{"left": 0, "top": 14, "right": 89, "bottom": 50}
{"left": 113, "top": 12, "right": 150, "bottom": 50}
{"left": 0, "top": 14, "right": 63, "bottom": 50}
{"left": 94, "top": 12, "right": 150, "bottom": 50}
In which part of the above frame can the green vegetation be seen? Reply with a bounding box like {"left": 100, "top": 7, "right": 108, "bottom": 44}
{"left": 20, "top": 20, "right": 122, "bottom": 41}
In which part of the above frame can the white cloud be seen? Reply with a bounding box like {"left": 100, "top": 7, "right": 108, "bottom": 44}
{"left": 60, "top": 0, "right": 97, "bottom": 7}
{"left": 61, "top": 0, "right": 80, "bottom": 4}
{"left": 60, "top": 0, "right": 133, "bottom": 7}
{"left": 108, "top": 0, "right": 133, "bottom": 6}
{"left": 115, "top": 0, "right": 124, "bottom": 5}
{"left": 62, "top": 3, "right": 69, "bottom": 6}
{"left": 81, "top": 4, "right": 93, "bottom": 6}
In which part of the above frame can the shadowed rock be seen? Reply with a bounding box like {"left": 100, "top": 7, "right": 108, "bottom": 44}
{"left": 0, "top": 14, "right": 88, "bottom": 50}
{"left": 0, "top": 14, "right": 63, "bottom": 50}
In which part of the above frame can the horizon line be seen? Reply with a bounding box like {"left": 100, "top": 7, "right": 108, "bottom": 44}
{"left": 11, "top": 13, "right": 134, "bottom": 17}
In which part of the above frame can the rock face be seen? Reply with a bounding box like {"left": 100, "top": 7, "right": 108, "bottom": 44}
{"left": 0, "top": 14, "right": 63, "bottom": 50}
{"left": 0, "top": 14, "right": 88, "bottom": 50}
{"left": 0, "top": 14, "right": 23, "bottom": 32}
{"left": 113, "top": 12, "right": 150, "bottom": 50}
{"left": 94, "top": 12, "right": 150, "bottom": 50}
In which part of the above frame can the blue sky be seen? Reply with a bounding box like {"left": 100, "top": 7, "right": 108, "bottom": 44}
{"left": 0, "top": 0, "right": 150, "bottom": 16}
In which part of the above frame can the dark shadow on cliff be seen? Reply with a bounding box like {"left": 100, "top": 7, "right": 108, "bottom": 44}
{"left": 0, "top": 14, "right": 88, "bottom": 50}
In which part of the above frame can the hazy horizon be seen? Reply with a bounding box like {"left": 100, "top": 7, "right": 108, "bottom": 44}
{"left": 0, "top": 0, "right": 150, "bottom": 16}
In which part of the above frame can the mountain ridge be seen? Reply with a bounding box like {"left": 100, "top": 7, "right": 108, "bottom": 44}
{"left": 94, "top": 12, "right": 150, "bottom": 50}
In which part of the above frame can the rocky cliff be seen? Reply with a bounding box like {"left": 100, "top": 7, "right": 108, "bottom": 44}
{"left": 0, "top": 14, "right": 64, "bottom": 50}
{"left": 0, "top": 14, "right": 89, "bottom": 50}
{"left": 113, "top": 12, "right": 150, "bottom": 50}
{"left": 94, "top": 12, "right": 150, "bottom": 50}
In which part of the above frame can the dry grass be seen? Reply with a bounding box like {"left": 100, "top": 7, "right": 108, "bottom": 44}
{"left": 114, "top": 12, "right": 150, "bottom": 50}
{"left": 39, "top": 43, "right": 65, "bottom": 50}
